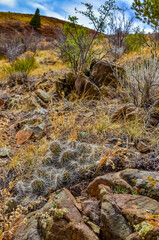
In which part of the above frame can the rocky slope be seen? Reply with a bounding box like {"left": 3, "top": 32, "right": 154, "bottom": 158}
{"left": 0, "top": 12, "right": 159, "bottom": 240}
{"left": 11, "top": 169, "right": 159, "bottom": 240}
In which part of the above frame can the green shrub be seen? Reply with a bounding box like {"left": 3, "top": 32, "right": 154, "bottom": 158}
{"left": 3, "top": 57, "right": 36, "bottom": 75}
{"left": 125, "top": 28, "right": 147, "bottom": 52}
{"left": 3, "top": 57, "right": 37, "bottom": 86}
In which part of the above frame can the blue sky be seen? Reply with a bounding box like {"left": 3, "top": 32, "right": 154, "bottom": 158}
{"left": 0, "top": 0, "right": 152, "bottom": 32}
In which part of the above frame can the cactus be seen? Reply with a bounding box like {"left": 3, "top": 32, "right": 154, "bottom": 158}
{"left": 77, "top": 164, "right": 96, "bottom": 177}
{"left": 61, "top": 169, "right": 71, "bottom": 182}
{"left": 60, "top": 149, "right": 76, "bottom": 165}
{"left": 16, "top": 180, "right": 26, "bottom": 196}
{"left": 42, "top": 155, "right": 52, "bottom": 166}
{"left": 76, "top": 142, "right": 92, "bottom": 154}
{"left": 50, "top": 141, "right": 62, "bottom": 154}
{"left": 54, "top": 172, "right": 62, "bottom": 188}
{"left": 68, "top": 161, "right": 79, "bottom": 170}
{"left": 31, "top": 178, "right": 46, "bottom": 194}
{"left": 49, "top": 167, "right": 57, "bottom": 180}
{"left": 36, "top": 168, "right": 49, "bottom": 180}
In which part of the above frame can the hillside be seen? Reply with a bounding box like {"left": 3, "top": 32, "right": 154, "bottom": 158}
{"left": 0, "top": 11, "right": 159, "bottom": 240}
{"left": 0, "top": 12, "right": 66, "bottom": 39}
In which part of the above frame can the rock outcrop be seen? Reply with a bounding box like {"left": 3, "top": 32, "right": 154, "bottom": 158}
{"left": 12, "top": 169, "right": 159, "bottom": 240}
{"left": 90, "top": 60, "right": 125, "bottom": 87}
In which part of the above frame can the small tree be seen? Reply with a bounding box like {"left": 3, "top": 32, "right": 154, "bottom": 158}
{"left": 30, "top": 8, "right": 41, "bottom": 29}
{"left": 125, "top": 27, "right": 147, "bottom": 53}
{"left": 131, "top": 0, "right": 159, "bottom": 31}
{"left": 60, "top": 1, "right": 117, "bottom": 73}
{"left": 132, "top": 0, "right": 159, "bottom": 58}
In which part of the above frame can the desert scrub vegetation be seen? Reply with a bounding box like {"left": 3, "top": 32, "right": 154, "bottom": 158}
{"left": 2, "top": 56, "right": 37, "bottom": 87}
{"left": 60, "top": 0, "right": 117, "bottom": 73}
{"left": 125, "top": 28, "right": 148, "bottom": 53}
{"left": 124, "top": 57, "right": 159, "bottom": 108}
{"left": 0, "top": 31, "right": 42, "bottom": 61}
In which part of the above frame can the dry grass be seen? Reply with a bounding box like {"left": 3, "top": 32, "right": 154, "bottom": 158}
{"left": 31, "top": 50, "right": 68, "bottom": 77}
{"left": 8, "top": 138, "right": 48, "bottom": 174}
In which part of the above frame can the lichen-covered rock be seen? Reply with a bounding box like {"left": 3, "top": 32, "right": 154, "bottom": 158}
{"left": 99, "top": 185, "right": 132, "bottom": 240}
{"left": 12, "top": 212, "right": 41, "bottom": 240}
{"left": 87, "top": 169, "right": 159, "bottom": 239}
{"left": 12, "top": 189, "right": 99, "bottom": 240}
{"left": 82, "top": 200, "right": 100, "bottom": 225}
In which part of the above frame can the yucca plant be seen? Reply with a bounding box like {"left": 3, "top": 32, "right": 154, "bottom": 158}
{"left": 3, "top": 57, "right": 37, "bottom": 86}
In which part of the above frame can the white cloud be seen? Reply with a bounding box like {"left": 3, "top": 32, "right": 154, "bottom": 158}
{"left": 29, "top": 2, "right": 65, "bottom": 21}
{"left": 0, "top": 0, "right": 16, "bottom": 8}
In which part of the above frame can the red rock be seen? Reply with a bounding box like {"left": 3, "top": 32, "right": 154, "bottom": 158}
{"left": 16, "top": 130, "right": 33, "bottom": 145}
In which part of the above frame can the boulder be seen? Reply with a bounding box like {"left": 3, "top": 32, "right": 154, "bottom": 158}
{"left": 12, "top": 213, "right": 41, "bottom": 240}
{"left": 111, "top": 103, "right": 145, "bottom": 121}
{"left": 87, "top": 169, "right": 159, "bottom": 239}
{"left": 90, "top": 60, "right": 125, "bottom": 87}
{"left": 99, "top": 185, "right": 132, "bottom": 240}
{"left": 75, "top": 72, "right": 101, "bottom": 99}
{"left": 100, "top": 85, "right": 117, "bottom": 98}
{"left": 11, "top": 169, "right": 159, "bottom": 240}
{"left": 13, "top": 189, "right": 99, "bottom": 240}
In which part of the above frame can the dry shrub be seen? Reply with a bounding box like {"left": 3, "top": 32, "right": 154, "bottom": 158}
{"left": 124, "top": 57, "right": 159, "bottom": 108}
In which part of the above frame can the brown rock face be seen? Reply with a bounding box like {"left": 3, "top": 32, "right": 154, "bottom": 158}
{"left": 40, "top": 188, "right": 99, "bottom": 240}
{"left": 82, "top": 199, "right": 100, "bottom": 225}
{"left": 87, "top": 169, "right": 159, "bottom": 240}
{"left": 111, "top": 103, "right": 138, "bottom": 121}
{"left": 13, "top": 189, "right": 99, "bottom": 240}
{"left": 75, "top": 72, "right": 101, "bottom": 99}
{"left": 16, "top": 129, "right": 33, "bottom": 144}
{"left": 90, "top": 60, "right": 125, "bottom": 87}
{"left": 100, "top": 186, "right": 132, "bottom": 240}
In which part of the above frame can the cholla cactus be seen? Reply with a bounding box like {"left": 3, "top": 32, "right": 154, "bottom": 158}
{"left": 31, "top": 178, "right": 46, "bottom": 194}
